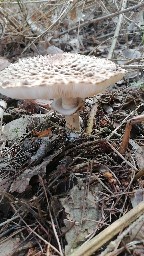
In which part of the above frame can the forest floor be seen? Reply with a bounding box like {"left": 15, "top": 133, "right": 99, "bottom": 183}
{"left": 0, "top": 1, "right": 144, "bottom": 256}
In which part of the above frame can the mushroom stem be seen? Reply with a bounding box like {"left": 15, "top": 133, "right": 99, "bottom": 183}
{"left": 51, "top": 97, "right": 83, "bottom": 131}
{"left": 51, "top": 97, "right": 82, "bottom": 116}
{"left": 62, "top": 98, "right": 79, "bottom": 109}
{"left": 65, "top": 112, "right": 81, "bottom": 131}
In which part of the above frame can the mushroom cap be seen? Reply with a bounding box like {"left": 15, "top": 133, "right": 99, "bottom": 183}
{"left": 0, "top": 53, "right": 125, "bottom": 99}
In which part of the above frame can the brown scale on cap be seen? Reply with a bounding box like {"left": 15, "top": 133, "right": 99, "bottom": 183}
{"left": 0, "top": 53, "right": 125, "bottom": 131}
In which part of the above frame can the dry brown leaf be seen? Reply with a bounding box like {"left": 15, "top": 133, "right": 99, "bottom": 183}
{"left": 32, "top": 128, "right": 52, "bottom": 138}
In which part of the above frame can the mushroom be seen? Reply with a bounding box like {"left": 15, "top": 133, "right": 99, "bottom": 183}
{"left": 0, "top": 53, "right": 125, "bottom": 132}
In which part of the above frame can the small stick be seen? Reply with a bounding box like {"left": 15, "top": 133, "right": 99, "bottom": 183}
{"left": 22, "top": 2, "right": 144, "bottom": 52}
{"left": 108, "top": 0, "right": 128, "bottom": 59}
{"left": 119, "top": 114, "right": 144, "bottom": 154}
{"left": 107, "top": 104, "right": 143, "bottom": 140}
{"left": 86, "top": 103, "right": 98, "bottom": 135}
{"left": 119, "top": 121, "right": 132, "bottom": 154}
{"left": 70, "top": 201, "right": 144, "bottom": 256}
{"left": 17, "top": 214, "right": 62, "bottom": 256}
{"left": 121, "top": 64, "right": 144, "bottom": 69}
{"left": 39, "top": 176, "right": 64, "bottom": 256}
{"left": 58, "top": 2, "right": 144, "bottom": 37}
{"left": 0, "top": 215, "right": 19, "bottom": 228}
{"left": 107, "top": 141, "right": 138, "bottom": 171}
{"left": 22, "top": 0, "right": 74, "bottom": 53}
{"left": 100, "top": 214, "right": 144, "bottom": 256}
{"left": 134, "top": 168, "right": 144, "bottom": 181}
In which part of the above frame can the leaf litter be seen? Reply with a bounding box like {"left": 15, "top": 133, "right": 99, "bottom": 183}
{"left": 0, "top": 1, "right": 144, "bottom": 255}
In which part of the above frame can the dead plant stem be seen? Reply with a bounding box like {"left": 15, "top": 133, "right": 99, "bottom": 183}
{"left": 107, "top": 141, "right": 138, "bottom": 172}
{"left": 59, "top": 2, "right": 144, "bottom": 37}
{"left": 39, "top": 176, "right": 64, "bottom": 256}
{"left": 107, "top": 104, "right": 143, "bottom": 140}
{"left": 100, "top": 214, "right": 144, "bottom": 256}
{"left": 21, "top": 2, "right": 144, "bottom": 53}
{"left": 69, "top": 201, "right": 144, "bottom": 256}
{"left": 108, "top": 0, "right": 128, "bottom": 59}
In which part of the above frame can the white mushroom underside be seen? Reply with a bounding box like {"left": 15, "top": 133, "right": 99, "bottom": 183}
{"left": 0, "top": 73, "right": 124, "bottom": 99}
{"left": 0, "top": 53, "right": 125, "bottom": 99}
{"left": 51, "top": 98, "right": 83, "bottom": 115}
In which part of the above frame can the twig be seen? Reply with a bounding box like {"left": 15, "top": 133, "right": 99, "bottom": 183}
{"left": 58, "top": 2, "right": 144, "bottom": 37}
{"left": 107, "top": 104, "right": 143, "bottom": 140}
{"left": 0, "top": 7, "right": 21, "bottom": 30}
{"left": 86, "top": 103, "right": 98, "bottom": 135}
{"left": 101, "top": 241, "right": 142, "bottom": 256}
{"left": 124, "top": 57, "right": 143, "bottom": 65}
{"left": 119, "top": 121, "right": 132, "bottom": 154}
{"left": 69, "top": 201, "right": 144, "bottom": 256}
{"left": 9, "top": 195, "right": 62, "bottom": 256}
{"left": 0, "top": 100, "right": 7, "bottom": 138}
{"left": 100, "top": 214, "right": 144, "bottom": 256}
{"left": 119, "top": 114, "right": 144, "bottom": 154}
{"left": 93, "top": 174, "right": 114, "bottom": 195}
{"left": 21, "top": 2, "right": 144, "bottom": 53}
{"left": 0, "top": 215, "right": 19, "bottom": 228}
{"left": 16, "top": 215, "right": 62, "bottom": 256}
{"left": 22, "top": 0, "right": 75, "bottom": 53}
{"left": 134, "top": 168, "right": 144, "bottom": 181}
{"left": 108, "top": 0, "right": 128, "bottom": 59}
{"left": 107, "top": 141, "right": 138, "bottom": 171}
{"left": 39, "top": 176, "right": 64, "bottom": 256}
{"left": 121, "top": 64, "right": 144, "bottom": 69}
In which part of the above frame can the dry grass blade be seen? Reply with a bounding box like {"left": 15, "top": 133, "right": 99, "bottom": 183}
{"left": 86, "top": 103, "right": 98, "bottom": 135}
{"left": 100, "top": 214, "right": 144, "bottom": 256}
{"left": 0, "top": 1, "right": 144, "bottom": 255}
{"left": 69, "top": 201, "right": 144, "bottom": 256}
{"left": 119, "top": 115, "right": 144, "bottom": 154}
{"left": 134, "top": 168, "right": 144, "bottom": 181}
{"left": 108, "top": 0, "right": 128, "bottom": 59}
{"left": 107, "top": 104, "right": 144, "bottom": 140}
{"left": 39, "top": 176, "right": 64, "bottom": 256}
{"left": 59, "top": 2, "right": 144, "bottom": 37}
{"left": 119, "top": 121, "right": 132, "bottom": 154}
{"left": 22, "top": 0, "right": 75, "bottom": 53}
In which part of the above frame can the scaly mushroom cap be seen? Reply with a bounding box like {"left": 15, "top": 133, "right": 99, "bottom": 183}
{"left": 0, "top": 53, "right": 125, "bottom": 99}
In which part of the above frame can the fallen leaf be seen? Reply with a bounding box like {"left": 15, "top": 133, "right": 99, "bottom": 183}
{"left": 60, "top": 182, "right": 101, "bottom": 254}
{"left": 10, "top": 168, "right": 33, "bottom": 193}
{"left": 123, "top": 49, "right": 141, "bottom": 59}
{"left": 3, "top": 114, "right": 53, "bottom": 142}
{"left": 0, "top": 237, "right": 20, "bottom": 256}
{"left": 32, "top": 128, "right": 52, "bottom": 137}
